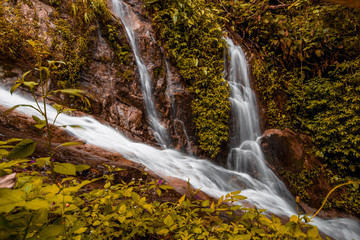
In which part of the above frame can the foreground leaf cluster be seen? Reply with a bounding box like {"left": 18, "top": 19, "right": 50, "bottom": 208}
{"left": 0, "top": 150, "right": 323, "bottom": 239}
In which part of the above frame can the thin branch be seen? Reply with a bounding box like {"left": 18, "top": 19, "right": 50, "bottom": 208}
{"left": 267, "top": 4, "right": 291, "bottom": 10}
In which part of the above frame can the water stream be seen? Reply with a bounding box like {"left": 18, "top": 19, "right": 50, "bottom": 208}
{"left": 112, "top": 0, "right": 168, "bottom": 148}
{"left": 226, "top": 39, "right": 295, "bottom": 206}
{"left": 0, "top": 2, "right": 359, "bottom": 238}
{"left": 0, "top": 86, "right": 359, "bottom": 240}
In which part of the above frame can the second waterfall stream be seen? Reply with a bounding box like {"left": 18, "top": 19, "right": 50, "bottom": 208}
{"left": 0, "top": 0, "right": 359, "bottom": 238}
{"left": 112, "top": 0, "right": 169, "bottom": 148}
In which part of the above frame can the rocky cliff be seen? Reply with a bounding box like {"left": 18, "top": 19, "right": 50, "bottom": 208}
{"left": 0, "top": 0, "right": 196, "bottom": 154}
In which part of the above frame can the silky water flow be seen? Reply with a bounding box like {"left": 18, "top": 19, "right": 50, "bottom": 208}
{"left": 112, "top": 0, "right": 168, "bottom": 148}
{"left": 0, "top": 0, "right": 359, "bottom": 238}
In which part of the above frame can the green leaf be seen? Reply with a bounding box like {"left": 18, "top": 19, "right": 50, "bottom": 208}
{"left": 50, "top": 89, "right": 85, "bottom": 97}
{"left": 104, "top": 182, "right": 111, "bottom": 189}
{"left": 26, "top": 198, "right": 50, "bottom": 210}
{"left": 118, "top": 216, "right": 126, "bottom": 223}
{"left": 38, "top": 224, "right": 65, "bottom": 239}
{"left": 35, "top": 123, "right": 46, "bottom": 129}
{"left": 156, "top": 188, "right": 162, "bottom": 196}
{"left": 52, "top": 104, "right": 64, "bottom": 112}
{"left": 47, "top": 60, "right": 65, "bottom": 67}
{"left": 75, "top": 164, "right": 90, "bottom": 172}
{"left": 32, "top": 115, "right": 42, "bottom": 123}
{"left": 20, "top": 70, "right": 32, "bottom": 82}
{"left": 23, "top": 81, "right": 39, "bottom": 90}
{"left": 63, "top": 108, "right": 77, "bottom": 113}
{"left": 143, "top": 204, "right": 153, "bottom": 213}
{"left": 0, "top": 146, "right": 13, "bottom": 149}
{"left": 36, "top": 157, "right": 50, "bottom": 167}
{"left": 32, "top": 208, "right": 49, "bottom": 225}
{"left": 4, "top": 104, "right": 39, "bottom": 115}
{"left": 54, "top": 141, "right": 83, "bottom": 151}
{"left": 7, "top": 139, "right": 36, "bottom": 159}
{"left": 6, "top": 138, "right": 23, "bottom": 143}
{"left": 201, "top": 200, "right": 210, "bottom": 207}
{"left": 73, "top": 227, "right": 87, "bottom": 234}
{"left": 53, "top": 162, "right": 76, "bottom": 176}
{"left": 62, "top": 180, "right": 96, "bottom": 194}
{"left": 307, "top": 226, "right": 319, "bottom": 238}
{"left": 39, "top": 66, "right": 50, "bottom": 79}
{"left": 10, "top": 83, "right": 22, "bottom": 94}
{"left": 0, "top": 159, "right": 29, "bottom": 171}
{"left": 178, "top": 194, "right": 186, "bottom": 205}
{"left": 157, "top": 228, "right": 169, "bottom": 235}
{"left": 164, "top": 215, "right": 174, "bottom": 227}
{"left": 119, "top": 204, "right": 126, "bottom": 214}
{"left": 230, "top": 190, "right": 242, "bottom": 195}
{"left": 159, "top": 184, "right": 174, "bottom": 190}
{"left": 290, "top": 215, "right": 298, "bottom": 223}
{"left": 0, "top": 189, "right": 26, "bottom": 213}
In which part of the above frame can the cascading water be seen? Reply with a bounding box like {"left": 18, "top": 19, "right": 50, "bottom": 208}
{"left": 225, "top": 39, "right": 295, "bottom": 205}
{"left": 112, "top": 0, "right": 168, "bottom": 148}
{"left": 1, "top": 88, "right": 359, "bottom": 239}
{"left": 0, "top": 23, "right": 359, "bottom": 240}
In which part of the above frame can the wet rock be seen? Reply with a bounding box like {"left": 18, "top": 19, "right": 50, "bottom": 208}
{"left": 260, "top": 128, "right": 306, "bottom": 172}
{"left": 0, "top": 0, "right": 198, "bottom": 156}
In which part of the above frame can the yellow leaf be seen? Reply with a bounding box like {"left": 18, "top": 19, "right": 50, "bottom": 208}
{"left": 290, "top": 215, "right": 298, "bottom": 223}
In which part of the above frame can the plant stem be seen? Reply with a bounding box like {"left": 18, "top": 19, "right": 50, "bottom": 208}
{"left": 22, "top": 214, "right": 33, "bottom": 240}
{"left": 310, "top": 180, "right": 359, "bottom": 220}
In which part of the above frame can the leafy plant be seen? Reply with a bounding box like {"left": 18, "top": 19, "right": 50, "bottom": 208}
{"left": 0, "top": 153, "right": 325, "bottom": 239}
{"left": 7, "top": 53, "right": 88, "bottom": 179}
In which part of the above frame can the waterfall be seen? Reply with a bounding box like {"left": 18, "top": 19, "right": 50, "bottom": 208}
{"left": 1, "top": 88, "right": 359, "bottom": 239}
{"left": 0, "top": 16, "right": 359, "bottom": 240}
{"left": 225, "top": 39, "right": 295, "bottom": 205}
{"left": 112, "top": 0, "right": 168, "bottom": 148}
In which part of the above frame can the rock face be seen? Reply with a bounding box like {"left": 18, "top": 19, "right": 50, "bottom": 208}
{"left": 260, "top": 128, "right": 307, "bottom": 172}
{"left": 0, "top": 0, "right": 195, "bottom": 152}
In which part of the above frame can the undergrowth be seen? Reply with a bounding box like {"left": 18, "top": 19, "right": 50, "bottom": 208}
{"left": 0, "top": 144, "right": 324, "bottom": 239}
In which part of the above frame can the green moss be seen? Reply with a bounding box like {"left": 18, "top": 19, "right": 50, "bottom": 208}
{"left": 145, "top": 0, "right": 230, "bottom": 158}
{"left": 51, "top": 17, "right": 92, "bottom": 89}
{"left": 0, "top": 0, "right": 35, "bottom": 64}
{"left": 153, "top": 66, "right": 163, "bottom": 80}
{"left": 100, "top": 24, "right": 130, "bottom": 65}
{"left": 122, "top": 69, "right": 133, "bottom": 82}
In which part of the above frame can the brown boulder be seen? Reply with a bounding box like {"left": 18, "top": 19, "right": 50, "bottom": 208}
{"left": 260, "top": 128, "right": 307, "bottom": 172}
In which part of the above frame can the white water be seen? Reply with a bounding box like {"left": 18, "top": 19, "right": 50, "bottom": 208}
{"left": 1, "top": 88, "right": 359, "bottom": 239}
{"left": 226, "top": 39, "right": 295, "bottom": 206}
{"left": 0, "top": 5, "right": 359, "bottom": 239}
{"left": 112, "top": 0, "right": 168, "bottom": 148}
